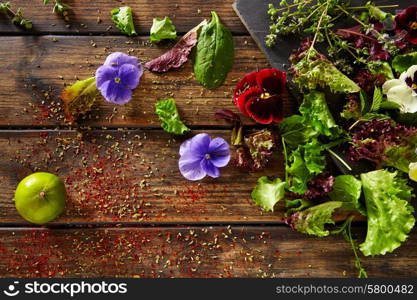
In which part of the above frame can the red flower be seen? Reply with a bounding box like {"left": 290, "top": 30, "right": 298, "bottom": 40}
{"left": 395, "top": 6, "right": 417, "bottom": 45}
{"left": 233, "top": 68, "right": 286, "bottom": 124}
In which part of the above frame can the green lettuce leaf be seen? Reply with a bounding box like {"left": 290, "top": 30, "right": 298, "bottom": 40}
{"left": 251, "top": 176, "right": 286, "bottom": 212}
{"left": 367, "top": 61, "right": 394, "bottom": 80}
{"left": 287, "top": 139, "right": 325, "bottom": 194}
{"left": 60, "top": 77, "right": 99, "bottom": 124}
{"left": 289, "top": 201, "right": 345, "bottom": 237}
{"left": 285, "top": 198, "right": 313, "bottom": 216}
{"left": 299, "top": 91, "right": 342, "bottom": 137}
{"left": 360, "top": 170, "right": 415, "bottom": 256}
{"left": 328, "top": 175, "right": 365, "bottom": 216}
{"left": 383, "top": 133, "right": 417, "bottom": 173}
{"left": 391, "top": 52, "right": 417, "bottom": 74}
{"left": 150, "top": 17, "right": 177, "bottom": 42}
{"left": 292, "top": 50, "right": 360, "bottom": 93}
{"left": 279, "top": 115, "right": 318, "bottom": 146}
{"left": 155, "top": 98, "right": 190, "bottom": 135}
{"left": 111, "top": 6, "right": 137, "bottom": 36}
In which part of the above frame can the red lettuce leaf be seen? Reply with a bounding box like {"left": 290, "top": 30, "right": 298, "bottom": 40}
{"left": 145, "top": 21, "right": 205, "bottom": 73}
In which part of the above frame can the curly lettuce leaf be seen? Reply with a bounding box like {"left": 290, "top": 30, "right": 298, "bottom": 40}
{"left": 150, "top": 17, "right": 177, "bottom": 42}
{"left": 288, "top": 201, "right": 344, "bottom": 237}
{"left": 328, "top": 175, "right": 366, "bottom": 216}
{"left": 251, "top": 176, "right": 286, "bottom": 212}
{"left": 60, "top": 77, "right": 99, "bottom": 124}
{"left": 292, "top": 51, "right": 360, "bottom": 93}
{"left": 111, "top": 6, "right": 137, "bottom": 36}
{"left": 383, "top": 133, "right": 417, "bottom": 173}
{"left": 287, "top": 139, "right": 325, "bottom": 194}
{"left": 155, "top": 98, "right": 190, "bottom": 135}
{"left": 300, "top": 91, "right": 342, "bottom": 137}
{"left": 360, "top": 170, "right": 415, "bottom": 256}
{"left": 391, "top": 52, "right": 417, "bottom": 74}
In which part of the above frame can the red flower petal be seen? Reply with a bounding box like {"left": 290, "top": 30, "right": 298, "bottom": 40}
{"left": 255, "top": 68, "right": 287, "bottom": 95}
{"left": 236, "top": 87, "right": 261, "bottom": 117}
{"left": 233, "top": 71, "right": 258, "bottom": 105}
{"left": 407, "top": 31, "right": 417, "bottom": 45}
{"left": 395, "top": 6, "right": 417, "bottom": 30}
{"left": 245, "top": 94, "right": 284, "bottom": 124}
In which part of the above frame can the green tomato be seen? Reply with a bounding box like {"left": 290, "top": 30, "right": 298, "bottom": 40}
{"left": 14, "top": 172, "right": 67, "bottom": 224}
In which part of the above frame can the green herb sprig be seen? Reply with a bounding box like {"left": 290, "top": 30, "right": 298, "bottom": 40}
{"left": 0, "top": 2, "right": 32, "bottom": 29}
{"left": 43, "top": 0, "right": 69, "bottom": 17}
{"left": 266, "top": 1, "right": 399, "bottom": 69}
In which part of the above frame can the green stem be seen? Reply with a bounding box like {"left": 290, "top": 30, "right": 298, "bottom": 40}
{"left": 308, "top": 2, "right": 328, "bottom": 52}
{"left": 345, "top": 5, "right": 398, "bottom": 10}
{"left": 327, "top": 148, "right": 352, "bottom": 171}
{"left": 348, "top": 119, "right": 362, "bottom": 131}
{"left": 273, "top": 0, "right": 315, "bottom": 12}
{"left": 336, "top": 4, "right": 367, "bottom": 27}
{"left": 346, "top": 218, "right": 368, "bottom": 278}
{"left": 282, "top": 137, "right": 289, "bottom": 184}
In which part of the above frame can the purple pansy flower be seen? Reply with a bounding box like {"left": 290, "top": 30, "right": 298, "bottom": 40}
{"left": 179, "top": 133, "right": 230, "bottom": 181}
{"left": 96, "top": 52, "right": 144, "bottom": 105}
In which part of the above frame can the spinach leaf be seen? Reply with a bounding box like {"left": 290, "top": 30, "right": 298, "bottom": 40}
{"left": 193, "top": 11, "right": 234, "bottom": 88}
{"left": 111, "top": 6, "right": 137, "bottom": 36}
{"left": 150, "top": 17, "right": 177, "bottom": 42}
{"left": 155, "top": 98, "right": 190, "bottom": 135}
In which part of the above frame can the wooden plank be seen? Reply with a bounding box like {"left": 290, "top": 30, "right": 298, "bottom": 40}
{"left": 0, "top": 226, "right": 416, "bottom": 278}
{"left": 0, "top": 129, "right": 289, "bottom": 224}
{"left": 0, "top": 36, "right": 294, "bottom": 127}
{"left": 0, "top": 0, "right": 246, "bottom": 34}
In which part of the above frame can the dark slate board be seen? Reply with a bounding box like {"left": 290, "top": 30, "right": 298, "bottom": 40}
{"left": 233, "top": 0, "right": 410, "bottom": 70}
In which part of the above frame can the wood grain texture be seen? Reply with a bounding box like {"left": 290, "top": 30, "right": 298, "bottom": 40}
{"left": 0, "top": 0, "right": 246, "bottom": 34}
{"left": 1, "top": 226, "right": 416, "bottom": 278}
{"left": 0, "top": 36, "right": 295, "bottom": 127}
{"left": 0, "top": 129, "right": 289, "bottom": 224}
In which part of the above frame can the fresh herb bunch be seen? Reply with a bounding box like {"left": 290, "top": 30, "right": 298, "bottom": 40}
{"left": 266, "top": 0, "right": 401, "bottom": 71}
{"left": 0, "top": 2, "right": 32, "bottom": 29}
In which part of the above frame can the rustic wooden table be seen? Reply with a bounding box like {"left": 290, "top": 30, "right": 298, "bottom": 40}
{"left": 0, "top": 0, "right": 416, "bottom": 278}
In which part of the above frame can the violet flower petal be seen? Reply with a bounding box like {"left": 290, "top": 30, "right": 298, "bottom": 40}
{"left": 208, "top": 137, "right": 230, "bottom": 156}
{"left": 104, "top": 52, "right": 139, "bottom": 68}
{"left": 200, "top": 159, "right": 220, "bottom": 178}
{"left": 190, "top": 133, "right": 211, "bottom": 156}
{"left": 96, "top": 65, "right": 118, "bottom": 88}
{"left": 100, "top": 80, "right": 132, "bottom": 105}
{"left": 210, "top": 154, "right": 230, "bottom": 168}
{"left": 179, "top": 139, "right": 192, "bottom": 156}
{"left": 179, "top": 153, "right": 206, "bottom": 181}
{"left": 119, "top": 64, "right": 141, "bottom": 89}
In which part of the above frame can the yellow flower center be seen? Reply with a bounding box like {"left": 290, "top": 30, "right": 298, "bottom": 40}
{"left": 411, "top": 21, "right": 417, "bottom": 30}
{"left": 114, "top": 77, "right": 121, "bottom": 84}
{"left": 205, "top": 154, "right": 211, "bottom": 159}
{"left": 260, "top": 92, "right": 272, "bottom": 99}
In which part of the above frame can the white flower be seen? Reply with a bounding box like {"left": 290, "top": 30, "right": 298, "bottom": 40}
{"left": 409, "top": 162, "right": 417, "bottom": 182}
{"left": 382, "top": 65, "right": 417, "bottom": 113}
